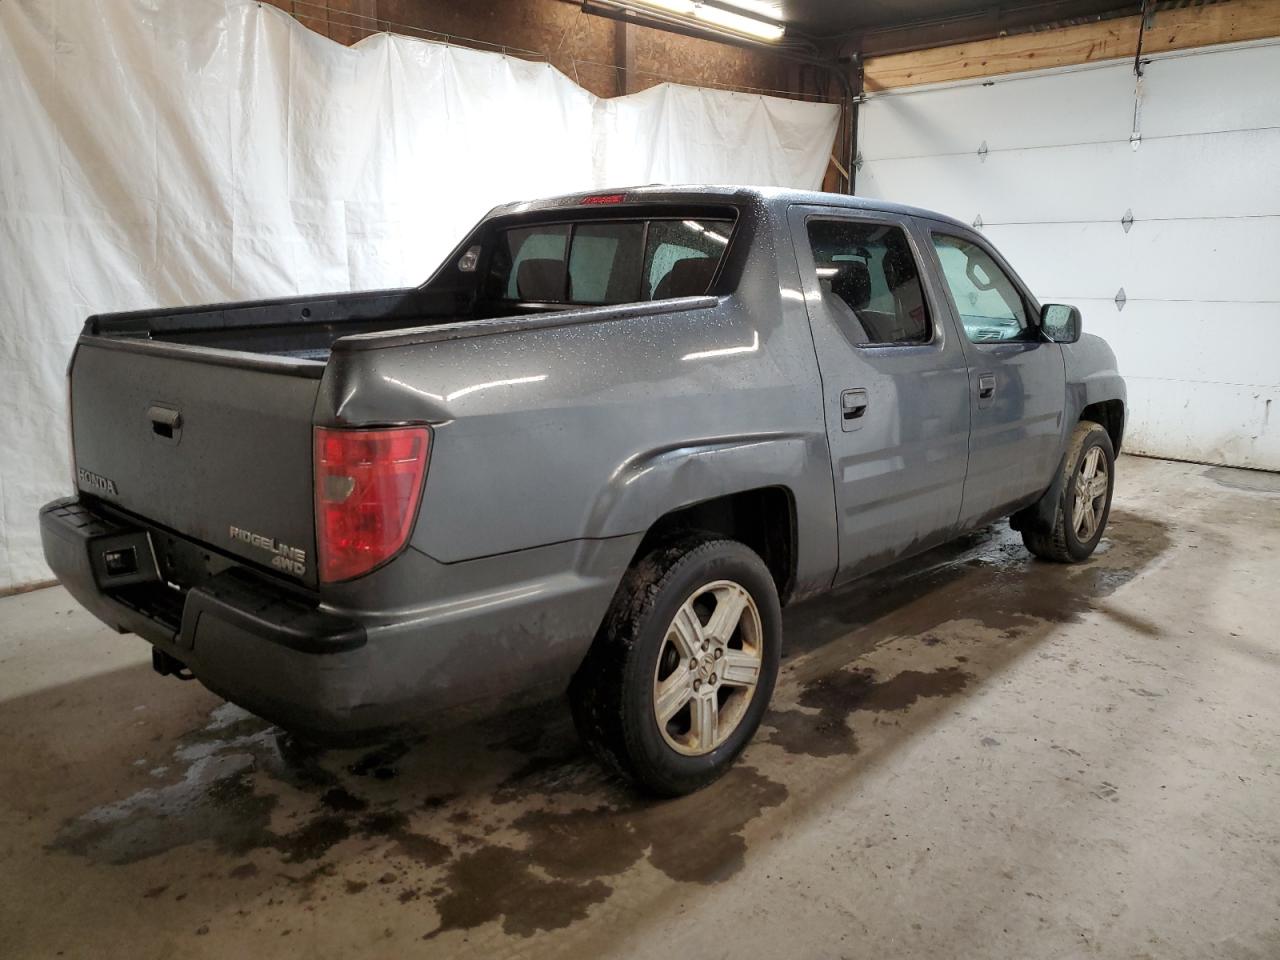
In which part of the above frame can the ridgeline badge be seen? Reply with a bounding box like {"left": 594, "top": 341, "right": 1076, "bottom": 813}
{"left": 229, "top": 525, "right": 307, "bottom": 577}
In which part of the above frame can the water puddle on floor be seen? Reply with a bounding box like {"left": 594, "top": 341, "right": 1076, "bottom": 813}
{"left": 44, "top": 511, "right": 1170, "bottom": 940}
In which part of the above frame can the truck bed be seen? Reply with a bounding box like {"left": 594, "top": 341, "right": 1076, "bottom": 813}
{"left": 84, "top": 284, "right": 606, "bottom": 362}
{"left": 84, "top": 285, "right": 474, "bottom": 362}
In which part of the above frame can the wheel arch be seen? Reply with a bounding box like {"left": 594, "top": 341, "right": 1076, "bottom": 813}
{"left": 583, "top": 432, "right": 832, "bottom": 605}
{"left": 1080, "top": 398, "right": 1125, "bottom": 454}
{"left": 630, "top": 486, "right": 798, "bottom": 604}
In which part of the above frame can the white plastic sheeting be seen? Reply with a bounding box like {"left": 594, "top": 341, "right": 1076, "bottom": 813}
{"left": 857, "top": 41, "right": 1280, "bottom": 472}
{"left": 597, "top": 82, "right": 837, "bottom": 187}
{"left": 0, "top": 0, "right": 838, "bottom": 590}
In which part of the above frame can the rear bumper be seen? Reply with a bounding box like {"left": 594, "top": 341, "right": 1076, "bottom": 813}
{"left": 40, "top": 498, "right": 371, "bottom": 735}
{"left": 39, "top": 497, "right": 633, "bottom": 739}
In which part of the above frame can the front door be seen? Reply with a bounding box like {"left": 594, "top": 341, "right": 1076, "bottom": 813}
{"left": 790, "top": 206, "right": 973, "bottom": 584}
{"left": 924, "top": 228, "right": 1067, "bottom": 526}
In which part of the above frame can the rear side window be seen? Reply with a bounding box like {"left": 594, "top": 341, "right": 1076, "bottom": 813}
{"left": 483, "top": 217, "right": 732, "bottom": 305}
{"left": 806, "top": 219, "right": 931, "bottom": 345}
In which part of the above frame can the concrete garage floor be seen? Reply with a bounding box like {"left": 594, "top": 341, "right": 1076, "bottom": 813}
{"left": 1, "top": 455, "right": 1278, "bottom": 959}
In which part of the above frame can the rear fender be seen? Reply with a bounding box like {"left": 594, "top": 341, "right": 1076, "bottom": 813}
{"left": 584, "top": 432, "right": 837, "bottom": 598}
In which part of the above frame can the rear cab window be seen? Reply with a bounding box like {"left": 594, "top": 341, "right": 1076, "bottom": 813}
{"left": 481, "top": 213, "right": 735, "bottom": 307}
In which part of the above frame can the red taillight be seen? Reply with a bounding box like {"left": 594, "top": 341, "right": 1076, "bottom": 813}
{"left": 314, "top": 426, "right": 431, "bottom": 583}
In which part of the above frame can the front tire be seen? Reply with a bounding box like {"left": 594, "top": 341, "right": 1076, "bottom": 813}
{"left": 1020, "top": 420, "right": 1116, "bottom": 563}
{"left": 569, "top": 536, "right": 782, "bottom": 797}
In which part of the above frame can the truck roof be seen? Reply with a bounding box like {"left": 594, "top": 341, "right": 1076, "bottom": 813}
{"left": 490, "top": 184, "right": 973, "bottom": 233}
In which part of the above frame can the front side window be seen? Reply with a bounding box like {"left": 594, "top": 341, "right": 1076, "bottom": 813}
{"left": 806, "top": 219, "right": 931, "bottom": 345}
{"left": 931, "top": 234, "right": 1031, "bottom": 342}
{"left": 483, "top": 216, "right": 733, "bottom": 306}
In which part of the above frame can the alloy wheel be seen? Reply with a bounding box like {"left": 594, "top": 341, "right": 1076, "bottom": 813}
{"left": 1072, "top": 446, "right": 1109, "bottom": 541}
{"left": 652, "top": 579, "right": 763, "bottom": 756}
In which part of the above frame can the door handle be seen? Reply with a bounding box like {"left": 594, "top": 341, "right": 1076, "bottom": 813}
{"left": 978, "top": 374, "right": 996, "bottom": 399}
{"left": 840, "top": 388, "right": 868, "bottom": 431}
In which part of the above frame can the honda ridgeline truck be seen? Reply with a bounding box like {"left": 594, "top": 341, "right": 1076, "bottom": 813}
{"left": 41, "top": 186, "right": 1125, "bottom": 795}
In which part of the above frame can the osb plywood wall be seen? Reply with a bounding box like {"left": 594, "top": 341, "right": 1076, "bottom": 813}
{"left": 261, "top": 0, "right": 786, "bottom": 98}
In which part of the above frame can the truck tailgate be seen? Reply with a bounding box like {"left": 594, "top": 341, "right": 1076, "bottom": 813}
{"left": 70, "top": 340, "right": 321, "bottom": 588}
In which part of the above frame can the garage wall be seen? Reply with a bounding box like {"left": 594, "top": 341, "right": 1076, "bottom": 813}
{"left": 857, "top": 40, "right": 1280, "bottom": 471}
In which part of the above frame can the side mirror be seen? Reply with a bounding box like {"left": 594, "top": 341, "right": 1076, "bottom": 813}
{"left": 1040, "top": 303, "right": 1082, "bottom": 343}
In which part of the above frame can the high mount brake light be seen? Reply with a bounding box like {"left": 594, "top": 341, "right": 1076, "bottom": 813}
{"left": 314, "top": 426, "right": 431, "bottom": 582}
{"left": 581, "top": 193, "right": 626, "bottom": 205}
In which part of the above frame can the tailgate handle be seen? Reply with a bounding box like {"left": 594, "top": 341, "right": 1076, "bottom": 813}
{"left": 147, "top": 404, "right": 182, "bottom": 441}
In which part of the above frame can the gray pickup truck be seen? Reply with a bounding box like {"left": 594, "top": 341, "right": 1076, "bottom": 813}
{"left": 41, "top": 186, "right": 1124, "bottom": 795}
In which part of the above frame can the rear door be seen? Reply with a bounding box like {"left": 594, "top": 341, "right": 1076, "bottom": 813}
{"left": 789, "top": 205, "right": 972, "bottom": 584}
{"left": 70, "top": 340, "right": 322, "bottom": 586}
{"left": 922, "top": 228, "right": 1067, "bottom": 526}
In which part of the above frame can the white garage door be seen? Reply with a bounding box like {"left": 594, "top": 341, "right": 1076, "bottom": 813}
{"left": 857, "top": 40, "right": 1280, "bottom": 471}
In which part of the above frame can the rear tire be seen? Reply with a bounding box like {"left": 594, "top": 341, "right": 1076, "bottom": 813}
{"left": 1020, "top": 420, "right": 1115, "bottom": 563}
{"left": 569, "top": 535, "right": 781, "bottom": 797}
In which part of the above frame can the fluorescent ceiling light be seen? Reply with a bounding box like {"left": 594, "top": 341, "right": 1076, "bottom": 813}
{"left": 718, "top": 0, "right": 784, "bottom": 19}
{"left": 635, "top": 0, "right": 785, "bottom": 42}
{"left": 693, "top": 3, "right": 784, "bottom": 40}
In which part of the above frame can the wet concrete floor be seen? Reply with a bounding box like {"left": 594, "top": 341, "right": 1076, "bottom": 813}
{"left": 1, "top": 455, "right": 1277, "bottom": 959}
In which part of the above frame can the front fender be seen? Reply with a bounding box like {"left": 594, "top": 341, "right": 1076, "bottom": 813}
{"left": 1064, "top": 333, "right": 1126, "bottom": 409}
{"left": 1063, "top": 333, "right": 1127, "bottom": 443}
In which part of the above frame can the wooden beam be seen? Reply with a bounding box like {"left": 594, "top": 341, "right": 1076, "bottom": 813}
{"left": 864, "top": 17, "right": 1135, "bottom": 90}
{"left": 853, "top": 0, "right": 1135, "bottom": 59}
{"left": 863, "top": 0, "right": 1280, "bottom": 91}
{"left": 614, "top": 20, "right": 636, "bottom": 96}
{"left": 1149, "top": 0, "right": 1280, "bottom": 50}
